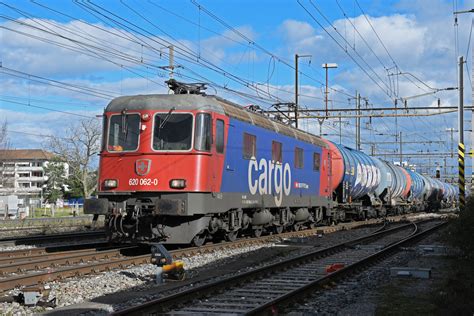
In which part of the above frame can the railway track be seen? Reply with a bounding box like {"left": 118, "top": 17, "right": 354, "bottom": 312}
{"left": 0, "top": 230, "right": 107, "bottom": 247}
{"left": 112, "top": 219, "right": 446, "bottom": 315}
{"left": 0, "top": 216, "right": 396, "bottom": 293}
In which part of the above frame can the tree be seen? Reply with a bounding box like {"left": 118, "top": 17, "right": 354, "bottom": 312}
{"left": 0, "top": 120, "right": 8, "bottom": 150}
{"left": 48, "top": 118, "right": 101, "bottom": 198}
{"left": 43, "top": 157, "right": 67, "bottom": 204}
{"left": 0, "top": 120, "right": 10, "bottom": 189}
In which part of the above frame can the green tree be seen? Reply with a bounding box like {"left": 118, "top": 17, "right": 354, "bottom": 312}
{"left": 43, "top": 158, "right": 67, "bottom": 204}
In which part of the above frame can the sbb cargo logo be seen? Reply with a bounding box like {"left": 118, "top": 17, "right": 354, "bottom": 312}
{"left": 248, "top": 157, "right": 291, "bottom": 207}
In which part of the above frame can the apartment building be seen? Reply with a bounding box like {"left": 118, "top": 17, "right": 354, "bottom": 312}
{"left": 0, "top": 149, "right": 68, "bottom": 206}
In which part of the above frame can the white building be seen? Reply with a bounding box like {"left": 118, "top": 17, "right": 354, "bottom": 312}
{"left": 0, "top": 149, "right": 68, "bottom": 207}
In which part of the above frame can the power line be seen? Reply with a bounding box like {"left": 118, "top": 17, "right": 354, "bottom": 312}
{"left": 298, "top": 0, "right": 392, "bottom": 100}
{"left": 308, "top": 0, "right": 393, "bottom": 97}
{"left": 0, "top": 99, "right": 98, "bottom": 119}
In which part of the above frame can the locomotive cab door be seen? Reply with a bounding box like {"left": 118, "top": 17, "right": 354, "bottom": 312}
{"left": 212, "top": 114, "right": 227, "bottom": 192}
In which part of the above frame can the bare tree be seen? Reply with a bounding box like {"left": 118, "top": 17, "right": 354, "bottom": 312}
{"left": 48, "top": 118, "right": 101, "bottom": 198}
{"left": 0, "top": 120, "right": 10, "bottom": 189}
{"left": 0, "top": 120, "right": 8, "bottom": 149}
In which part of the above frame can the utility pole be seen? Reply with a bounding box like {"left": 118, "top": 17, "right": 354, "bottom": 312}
{"left": 399, "top": 131, "right": 403, "bottom": 166}
{"left": 322, "top": 63, "right": 338, "bottom": 117}
{"left": 295, "top": 54, "right": 298, "bottom": 129}
{"left": 159, "top": 45, "right": 183, "bottom": 84}
{"left": 339, "top": 115, "right": 342, "bottom": 144}
{"left": 168, "top": 45, "right": 174, "bottom": 79}
{"left": 356, "top": 92, "right": 361, "bottom": 150}
{"left": 446, "top": 128, "right": 455, "bottom": 158}
{"left": 295, "top": 54, "right": 311, "bottom": 129}
{"left": 458, "top": 55, "right": 466, "bottom": 209}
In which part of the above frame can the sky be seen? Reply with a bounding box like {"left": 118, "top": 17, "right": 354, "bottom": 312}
{"left": 1, "top": 0, "right": 473, "bottom": 179}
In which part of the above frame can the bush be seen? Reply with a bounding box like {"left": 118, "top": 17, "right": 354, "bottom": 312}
{"left": 447, "top": 197, "right": 474, "bottom": 257}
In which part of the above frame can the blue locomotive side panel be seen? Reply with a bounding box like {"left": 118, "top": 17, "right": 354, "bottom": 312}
{"left": 220, "top": 118, "right": 323, "bottom": 206}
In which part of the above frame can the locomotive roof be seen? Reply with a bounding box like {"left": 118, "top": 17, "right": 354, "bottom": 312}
{"left": 106, "top": 94, "right": 328, "bottom": 148}
{"left": 106, "top": 94, "right": 226, "bottom": 114}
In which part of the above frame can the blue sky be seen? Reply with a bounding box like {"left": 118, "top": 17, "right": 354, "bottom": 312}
{"left": 1, "top": 0, "right": 473, "bottom": 179}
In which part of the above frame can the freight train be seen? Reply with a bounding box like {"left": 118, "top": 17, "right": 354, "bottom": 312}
{"left": 84, "top": 81, "right": 457, "bottom": 246}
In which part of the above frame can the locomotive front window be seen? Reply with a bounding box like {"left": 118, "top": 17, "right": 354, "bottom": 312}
{"left": 153, "top": 113, "right": 193, "bottom": 151}
{"left": 107, "top": 114, "right": 140, "bottom": 152}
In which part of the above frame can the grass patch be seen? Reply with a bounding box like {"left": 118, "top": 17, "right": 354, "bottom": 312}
{"left": 446, "top": 197, "right": 474, "bottom": 257}
{"left": 376, "top": 200, "right": 474, "bottom": 315}
{"left": 30, "top": 207, "right": 83, "bottom": 218}
{"left": 431, "top": 257, "right": 474, "bottom": 315}
{"left": 376, "top": 280, "right": 438, "bottom": 315}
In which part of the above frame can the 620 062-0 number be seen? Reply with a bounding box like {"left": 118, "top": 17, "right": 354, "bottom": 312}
{"left": 128, "top": 178, "right": 158, "bottom": 186}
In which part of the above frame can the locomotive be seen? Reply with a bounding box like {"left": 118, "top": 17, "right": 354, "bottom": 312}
{"left": 84, "top": 81, "right": 457, "bottom": 246}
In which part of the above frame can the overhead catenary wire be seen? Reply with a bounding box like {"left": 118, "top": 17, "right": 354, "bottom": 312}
{"left": 298, "top": 0, "right": 393, "bottom": 100}
{"left": 308, "top": 0, "right": 393, "bottom": 97}
{"left": 0, "top": 99, "right": 98, "bottom": 119}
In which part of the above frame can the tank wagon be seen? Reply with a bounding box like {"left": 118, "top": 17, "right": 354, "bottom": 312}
{"left": 84, "top": 82, "right": 457, "bottom": 245}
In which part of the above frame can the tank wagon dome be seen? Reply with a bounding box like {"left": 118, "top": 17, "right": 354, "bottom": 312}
{"left": 383, "top": 162, "right": 407, "bottom": 200}
{"left": 372, "top": 157, "right": 391, "bottom": 198}
{"left": 406, "top": 169, "right": 424, "bottom": 200}
{"left": 320, "top": 139, "right": 344, "bottom": 191}
{"left": 399, "top": 168, "right": 412, "bottom": 197}
{"left": 420, "top": 174, "right": 434, "bottom": 199}
{"left": 336, "top": 145, "right": 380, "bottom": 200}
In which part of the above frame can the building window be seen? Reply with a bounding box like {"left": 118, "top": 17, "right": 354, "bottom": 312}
{"left": 216, "top": 120, "right": 225, "bottom": 154}
{"left": 294, "top": 147, "right": 304, "bottom": 169}
{"left": 32, "top": 171, "right": 43, "bottom": 177}
{"left": 20, "top": 183, "right": 30, "bottom": 188}
{"left": 243, "top": 133, "right": 256, "bottom": 159}
{"left": 272, "top": 141, "right": 282, "bottom": 163}
{"left": 313, "top": 153, "right": 321, "bottom": 171}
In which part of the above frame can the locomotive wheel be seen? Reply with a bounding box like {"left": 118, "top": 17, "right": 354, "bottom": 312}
{"left": 225, "top": 230, "right": 239, "bottom": 242}
{"left": 253, "top": 227, "right": 263, "bottom": 238}
{"left": 273, "top": 225, "right": 283, "bottom": 234}
{"left": 192, "top": 233, "right": 207, "bottom": 247}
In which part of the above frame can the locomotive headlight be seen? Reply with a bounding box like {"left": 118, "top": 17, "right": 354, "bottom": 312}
{"left": 141, "top": 113, "right": 151, "bottom": 121}
{"left": 103, "top": 179, "right": 118, "bottom": 189}
{"left": 170, "top": 179, "right": 186, "bottom": 189}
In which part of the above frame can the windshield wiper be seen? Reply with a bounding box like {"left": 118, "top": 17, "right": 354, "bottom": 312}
{"left": 159, "top": 107, "right": 176, "bottom": 129}
{"left": 121, "top": 109, "right": 128, "bottom": 138}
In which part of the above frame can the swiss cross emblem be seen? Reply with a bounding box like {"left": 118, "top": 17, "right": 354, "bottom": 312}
{"left": 135, "top": 159, "right": 151, "bottom": 176}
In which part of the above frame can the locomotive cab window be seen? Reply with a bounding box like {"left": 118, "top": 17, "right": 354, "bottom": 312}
{"left": 195, "top": 113, "right": 212, "bottom": 152}
{"left": 313, "top": 152, "right": 321, "bottom": 171}
{"left": 294, "top": 147, "right": 304, "bottom": 169}
{"left": 272, "top": 141, "right": 282, "bottom": 163}
{"left": 153, "top": 113, "right": 193, "bottom": 151}
{"left": 243, "top": 133, "right": 256, "bottom": 159}
{"left": 108, "top": 113, "right": 140, "bottom": 152}
{"left": 216, "top": 119, "right": 225, "bottom": 154}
